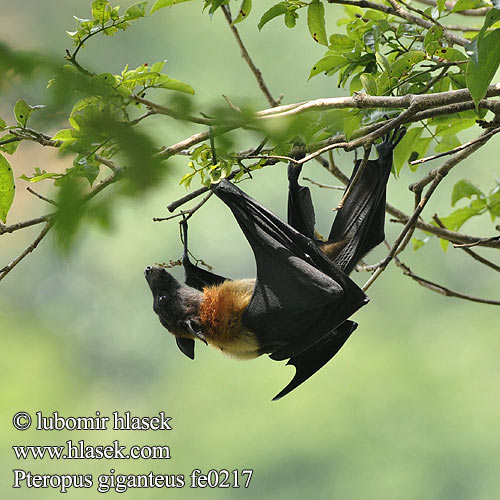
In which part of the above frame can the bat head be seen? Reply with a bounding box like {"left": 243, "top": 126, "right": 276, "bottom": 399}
{"left": 144, "top": 266, "right": 203, "bottom": 339}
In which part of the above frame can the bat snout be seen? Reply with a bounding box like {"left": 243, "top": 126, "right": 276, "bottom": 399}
{"left": 144, "top": 266, "right": 183, "bottom": 300}
{"left": 144, "top": 265, "right": 171, "bottom": 289}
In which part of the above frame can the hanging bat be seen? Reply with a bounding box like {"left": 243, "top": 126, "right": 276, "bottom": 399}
{"left": 145, "top": 128, "right": 405, "bottom": 400}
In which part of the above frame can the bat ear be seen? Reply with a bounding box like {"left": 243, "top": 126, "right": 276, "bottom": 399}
{"left": 181, "top": 319, "right": 208, "bottom": 345}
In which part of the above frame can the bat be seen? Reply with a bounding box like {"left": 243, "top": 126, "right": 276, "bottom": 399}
{"left": 145, "top": 128, "right": 405, "bottom": 400}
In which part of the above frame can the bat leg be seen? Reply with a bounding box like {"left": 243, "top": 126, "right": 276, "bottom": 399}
{"left": 287, "top": 162, "right": 316, "bottom": 239}
{"left": 180, "top": 219, "right": 228, "bottom": 290}
{"left": 272, "top": 320, "right": 358, "bottom": 401}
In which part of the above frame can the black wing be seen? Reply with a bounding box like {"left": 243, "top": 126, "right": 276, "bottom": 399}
{"left": 272, "top": 320, "right": 358, "bottom": 400}
{"left": 287, "top": 163, "right": 316, "bottom": 240}
{"left": 212, "top": 179, "right": 368, "bottom": 397}
{"left": 287, "top": 127, "right": 405, "bottom": 274}
{"left": 328, "top": 128, "right": 405, "bottom": 273}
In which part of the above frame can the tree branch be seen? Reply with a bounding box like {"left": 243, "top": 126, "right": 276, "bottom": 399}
{"left": 0, "top": 221, "right": 54, "bottom": 283}
{"left": 0, "top": 214, "right": 53, "bottom": 235}
{"left": 26, "top": 187, "right": 58, "bottom": 206}
{"left": 432, "top": 214, "right": 500, "bottom": 273}
{"left": 132, "top": 95, "right": 215, "bottom": 125}
{"left": 394, "top": 256, "right": 500, "bottom": 305}
{"left": 362, "top": 133, "right": 496, "bottom": 290}
{"left": 220, "top": 5, "right": 278, "bottom": 107}
{"left": 415, "top": 0, "right": 490, "bottom": 16}
{"left": 327, "top": 0, "right": 468, "bottom": 46}
{"left": 410, "top": 126, "right": 500, "bottom": 166}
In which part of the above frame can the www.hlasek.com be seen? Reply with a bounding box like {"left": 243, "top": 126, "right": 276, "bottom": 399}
{"left": 11, "top": 411, "right": 253, "bottom": 493}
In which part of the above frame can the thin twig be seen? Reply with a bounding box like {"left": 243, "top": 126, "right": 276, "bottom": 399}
{"left": 327, "top": 0, "right": 468, "bottom": 46}
{"left": 158, "top": 126, "right": 234, "bottom": 159}
{"left": 0, "top": 136, "right": 21, "bottom": 147}
{"left": 410, "top": 129, "right": 497, "bottom": 196}
{"left": 432, "top": 215, "right": 500, "bottom": 273}
{"left": 415, "top": 0, "right": 490, "bottom": 16}
{"left": 222, "top": 94, "right": 242, "bottom": 113}
{"left": 410, "top": 127, "right": 500, "bottom": 166}
{"left": 0, "top": 221, "right": 54, "bottom": 283}
{"left": 220, "top": 5, "right": 278, "bottom": 107}
{"left": 399, "top": 0, "right": 444, "bottom": 30}
{"left": 132, "top": 95, "right": 214, "bottom": 125}
{"left": 394, "top": 257, "right": 500, "bottom": 306}
{"left": 95, "top": 154, "right": 119, "bottom": 172}
{"left": 26, "top": 187, "right": 58, "bottom": 206}
{"left": 303, "top": 177, "right": 345, "bottom": 190}
{"left": 154, "top": 192, "right": 213, "bottom": 223}
{"left": 445, "top": 25, "right": 481, "bottom": 32}
{"left": 128, "top": 109, "right": 156, "bottom": 126}
{"left": 453, "top": 235, "right": 500, "bottom": 248}
{"left": 0, "top": 214, "right": 53, "bottom": 235}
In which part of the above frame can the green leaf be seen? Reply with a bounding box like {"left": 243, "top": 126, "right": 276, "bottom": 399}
{"left": 408, "top": 137, "right": 432, "bottom": 172}
{"left": 122, "top": 71, "right": 160, "bottom": 84}
{"left": 412, "top": 237, "right": 426, "bottom": 251}
{"left": 0, "top": 134, "right": 20, "bottom": 155}
{"left": 466, "top": 29, "right": 500, "bottom": 105}
{"left": 258, "top": 2, "right": 287, "bottom": 30}
{"left": 179, "top": 171, "right": 195, "bottom": 189}
{"left": 433, "top": 47, "right": 467, "bottom": 62}
{"left": 424, "top": 25, "right": 443, "bottom": 55}
{"left": 436, "top": 0, "right": 446, "bottom": 12}
{"left": 110, "top": 5, "right": 121, "bottom": 19}
{"left": 360, "top": 73, "right": 377, "bottom": 95}
{"left": 150, "top": 60, "right": 167, "bottom": 73}
{"left": 0, "top": 153, "right": 15, "bottom": 222}
{"left": 328, "top": 34, "right": 355, "bottom": 52}
{"left": 434, "top": 134, "right": 461, "bottom": 153}
{"left": 74, "top": 155, "right": 100, "bottom": 186}
{"left": 488, "top": 185, "right": 500, "bottom": 218}
{"left": 451, "top": 179, "right": 484, "bottom": 206}
{"left": 20, "top": 171, "right": 64, "bottom": 183}
{"left": 307, "top": 0, "right": 328, "bottom": 46}
{"left": 309, "top": 55, "right": 346, "bottom": 79}
{"left": 233, "top": 0, "right": 252, "bottom": 24}
{"left": 391, "top": 50, "right": 426, "bottom": 78}
{"left": 344, "top": 113, "right": 362, "bottom": 141}
{"left": 440, "top": 203, "right": 486, "bottom": 231}
{"left": 14, "top": 99, "right": 33, "bottom": 128}
{"left": 155, "top": 75, "right": 195, "bottom": 94}
{"left": 151, "top": 0, "right": 192, "bottom": 13}
{"left": 52, "top": 129, "right": 77, "bottom": 141}
{"left": 452, "top": 0, "right": 487, "bottom": 12}
{"left": 124, "top": 1, "right": 148, "bottom": 20}
{"left": 284, "top": 9, "right": 298, "bottom": 28}
{"left": 91, "top": 0, "right": 111, "bottom": 22}
{"left": 0, "top": 117, "right": 6, "bottom": 130}
{"left": 375, "top": 51, "right": 390, "bottom": 72}
{"left": 393, "top": 127, "right": 424, "bottom": 175}
{"left": 449, "top": 72, "right": 466, "bottom": 89}
{"left": 434, "top": 116, "right": 476, "bottom": 136}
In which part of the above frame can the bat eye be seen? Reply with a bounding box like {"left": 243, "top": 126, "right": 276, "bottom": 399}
{"left": 158, "top": 295, "right": 167, "bottom": 304}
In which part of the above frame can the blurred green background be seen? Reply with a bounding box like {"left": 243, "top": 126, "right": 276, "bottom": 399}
{"left": 1, "top": 1, "right": 499, "bottom": 498}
